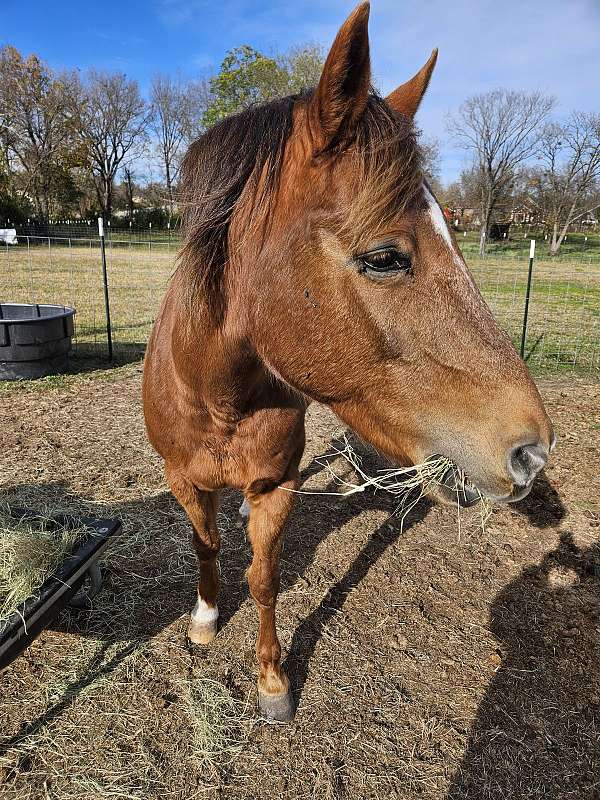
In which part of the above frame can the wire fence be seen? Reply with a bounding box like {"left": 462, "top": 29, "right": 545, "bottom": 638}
{"left": 1, "top": 234, "right": 599, "bottom": 374}
{"left": 13, "top": 221, "right": 182, "bottom": 246}
{"left": 1, "top": 235, "right": 173, "bottom": 362}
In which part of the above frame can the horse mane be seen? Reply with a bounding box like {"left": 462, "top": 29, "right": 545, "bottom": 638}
{"left": 177, "top": 91, "right": 422, "bottom": 317}
{"left": 178, "top": 95, "right": 298, "bottom": 316}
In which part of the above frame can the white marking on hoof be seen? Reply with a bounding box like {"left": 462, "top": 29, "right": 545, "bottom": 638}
{"left": 239, "top": 498, "right": 250, "bottom": 519}
{"left": 192, "top": 596, "right": 218, "bottom": 625}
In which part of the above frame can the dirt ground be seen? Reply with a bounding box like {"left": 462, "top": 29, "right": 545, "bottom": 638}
{"left": 0, "top": 366, "right": 599, "bottom": 800}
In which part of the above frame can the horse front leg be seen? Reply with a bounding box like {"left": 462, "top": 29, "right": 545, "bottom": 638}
{"left": 246, "top": 468, "right": 299, "bottom": 721}
{"left": 166, "top": 465, "right": 221, "bottom": 645}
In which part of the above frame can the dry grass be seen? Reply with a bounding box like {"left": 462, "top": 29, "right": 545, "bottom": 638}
{"left": 0, "top": 506, "right": 86, "bottom": 624}
{"left": 183, "top": 677, "right": 257, "bottom": 770}
{"left": 283, "top": 434, "right": 493, "bottom": 534}
{"left": 0, "top": 369, "right": 598, "bottom": 799}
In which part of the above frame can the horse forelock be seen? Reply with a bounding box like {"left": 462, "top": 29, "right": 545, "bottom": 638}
{"left": 336, "top": 95, "right": 424, "bottom": 251}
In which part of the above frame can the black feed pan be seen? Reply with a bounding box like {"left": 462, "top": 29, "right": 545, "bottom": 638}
{"left": 0, "top": 508, "right": 121, "bottom": 670}
{"left": 0, "top": 303, "right": 76, "bottom": 380}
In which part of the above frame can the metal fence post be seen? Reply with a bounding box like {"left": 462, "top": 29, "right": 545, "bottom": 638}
{"left": 98, "top": 217, "right": 114, "bottom": 361}
{"left": 520, "top": 239, "right": 535, "bottom": 359}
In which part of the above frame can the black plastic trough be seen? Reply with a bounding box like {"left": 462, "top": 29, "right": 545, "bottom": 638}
{"left": 0, "top": 509, "right": 121, "bottom": 671}
{"left": 0, "top": 303, "right": 76, "bottom": 380}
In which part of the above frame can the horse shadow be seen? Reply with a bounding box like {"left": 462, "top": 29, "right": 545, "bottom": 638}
{"left": 447, "top": 525, "right": 600, "bottom": 798}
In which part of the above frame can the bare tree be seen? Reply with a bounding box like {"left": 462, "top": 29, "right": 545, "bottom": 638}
{"left": 533, "top": 112, "right": 600, "bottom": 255}
{"left": 122, "top": 164, "right": 136, "bottom": 221}
{"left": 74, "top": 70, "right": 148, "bottom": 219}
{"left": 447, "top": 89, "right": 554, "bottom": 254}
{"left": 149, "top": 75, "right": 205, "bottom": 220}
{"left": 420, "top": 135, "right": 442, "bottom": 192}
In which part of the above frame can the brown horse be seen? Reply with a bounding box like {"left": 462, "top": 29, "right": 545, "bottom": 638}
{"left": 143, "top": 2, "right": 554, "bottom": 721}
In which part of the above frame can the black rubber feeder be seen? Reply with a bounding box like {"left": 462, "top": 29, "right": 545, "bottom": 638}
{"left": 0, "top": 508, "right": 121, "bottom": 670}
{"left": 0, "top": 303, "right": 76, "bottom": 380}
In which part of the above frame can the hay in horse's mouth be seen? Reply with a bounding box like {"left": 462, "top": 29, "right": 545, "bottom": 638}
{"left": 435, "top": 462, "right": 482, "bottom": 508}
{"left": 285, "top": 436, "right": 490, "bottom": 527}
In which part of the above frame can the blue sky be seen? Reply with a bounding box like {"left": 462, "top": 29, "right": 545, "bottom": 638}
{"left": 4, "top": 0, "right": 599, "bottom": 183}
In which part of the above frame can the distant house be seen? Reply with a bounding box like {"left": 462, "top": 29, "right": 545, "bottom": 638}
{"left": 580, "top": 211, "right": 598, "bottom": 226}
{"left": 444, "top": 206, "right": 476, "bottom": 228}
{"left": 510, "top": 201, "right": 544, "bottom": 225}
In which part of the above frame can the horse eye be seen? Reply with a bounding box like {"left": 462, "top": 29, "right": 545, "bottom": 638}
{"left": 358, "top": 248, "right": 412, "bottom": 276}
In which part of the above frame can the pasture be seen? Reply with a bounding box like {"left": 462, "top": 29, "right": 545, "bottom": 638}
{"left": 1, "top": 234, "right": 599, "bottom": 798}
{"left": 1, "top": 237, "right": 599, "bottom": 374}
{"left": 0, "top": 366, "right": 598, "bottom": 799}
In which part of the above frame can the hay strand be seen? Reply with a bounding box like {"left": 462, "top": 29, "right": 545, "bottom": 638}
{"left": 281, "top": 434, "right": 493, "bottom": 531}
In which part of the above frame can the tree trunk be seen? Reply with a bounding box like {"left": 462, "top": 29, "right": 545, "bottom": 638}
{"left": 478, "top": 224, "right": 486, "bottom": 257}
{"left": 165, "top": 160, "right": 173, "bottom": 222}
{"left": 549, "top": 201, "right": 577, "bottom": 256}
{"left": 549, "top": 221, "right": 560, "bottom": 256}
{"left": 102, "top": 178, "right": 113, "bottom": 220}
{"left": 479, "top": 200, "right": 493, "bottom": 257}
{"left": 42, "top": 183, "right": 51, "bottom": 223}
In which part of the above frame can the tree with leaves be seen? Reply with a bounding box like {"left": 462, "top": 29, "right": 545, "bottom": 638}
{"left": 0, "top": 45, "right": 78, "bottom": 220}
{"left": 203, "top": 44, "right": 324, "bottom": 127}
{"left": 447, "top": 89, "right": 554, "bottom": 254}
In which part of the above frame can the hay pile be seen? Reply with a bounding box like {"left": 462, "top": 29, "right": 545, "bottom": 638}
{"left": 0, "top": 506, "right": 86, "bottom": 624}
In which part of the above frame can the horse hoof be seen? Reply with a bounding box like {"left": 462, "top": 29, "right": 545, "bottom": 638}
{"left": 187, "top": 619, "right": 217, "bottom": 645}
{"left": 258, "top": 689, "right": 295, "bottom": 722}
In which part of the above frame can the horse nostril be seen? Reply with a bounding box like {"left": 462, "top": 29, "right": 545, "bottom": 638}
{"left": 508, "top": 443, "right": 548, "bottom": 487}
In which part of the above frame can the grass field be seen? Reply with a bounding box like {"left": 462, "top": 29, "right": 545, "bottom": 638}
{"left": 459, "top": 229, "right": 600, "bottom": 262}
{"left": 1, "top": 237, "right": 599, "bottom": 373}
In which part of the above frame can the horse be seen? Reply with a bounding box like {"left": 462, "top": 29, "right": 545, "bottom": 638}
{"left": 143, "top": 2, "right": 554, "bottom": 721}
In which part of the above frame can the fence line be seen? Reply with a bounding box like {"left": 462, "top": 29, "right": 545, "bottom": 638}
{"left": 1, "top": 235, "right": 599, "bottom": 374}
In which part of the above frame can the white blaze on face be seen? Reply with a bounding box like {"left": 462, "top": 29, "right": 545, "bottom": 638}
{"left": 192, "top": 595, "right": 219, "bottom": 624}
{"left": 423, "top": 183, "right": 453, "bottom": 248}
{"left": 422, "top": 184, "right": 475, "bottom": 287}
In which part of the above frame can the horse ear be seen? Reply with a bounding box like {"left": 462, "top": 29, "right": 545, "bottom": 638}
{"left": 310, "top": 2, "right": 371, "bottom": 152}
{"left": 385, "top": 49, "right": 438, "bottom": 119}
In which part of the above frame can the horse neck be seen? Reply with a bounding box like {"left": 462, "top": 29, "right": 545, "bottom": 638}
{"left": 169, "top": 280, "right": 262, "bottom": 411}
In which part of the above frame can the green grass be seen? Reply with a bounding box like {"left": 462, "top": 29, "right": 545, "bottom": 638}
{"left": 1, "top": 240, "right": 598, "bottom": 378}
{"left": 457, "top": 228, "right": 600, "bottom": 261}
